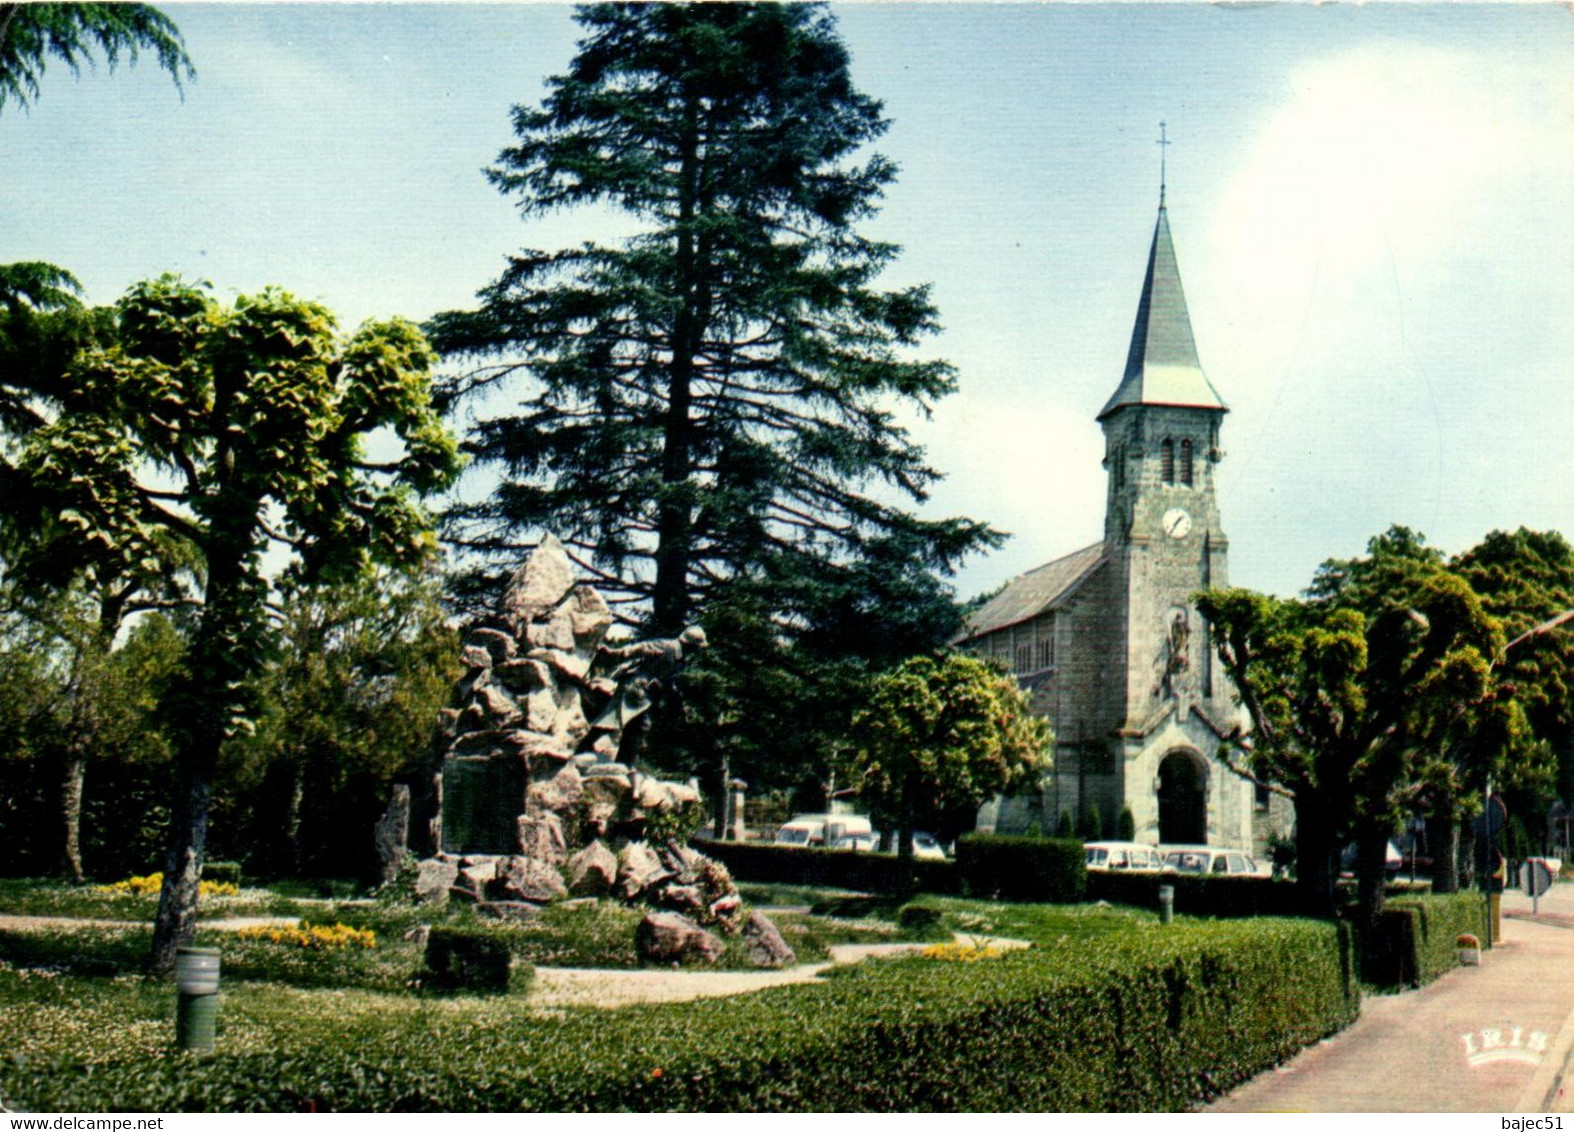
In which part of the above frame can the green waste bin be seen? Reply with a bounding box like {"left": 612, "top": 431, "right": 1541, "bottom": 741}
{"left": 175, "top": 946, "right": 221, "bottom": 1053}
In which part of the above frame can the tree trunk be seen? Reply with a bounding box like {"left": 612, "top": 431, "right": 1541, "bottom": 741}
{"left": 1430, "top": 813, "right": 1462, "bottom": 895}
{"left": 711, "top": 751, "right": 730, "bottom": 841}
{"left": 283, "top": 760, "right": 305, "bottom": 876}
{"left": 1355, "top": 821, "right": 1392, "bottom": 931}
{"left": 148, "top": 768, "right": 213, "bottom": 974}
{"left": 1294, "top": 790, "right": 1338, "bottom": 918}
{"left": 652, "top": 98, "right": 704, "bottom": 639}
{"left": 56, "top": 750, "right": 87, "bottom": 883}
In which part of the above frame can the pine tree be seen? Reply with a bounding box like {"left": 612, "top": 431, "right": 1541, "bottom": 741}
{"left": 431, "top": 2, "right": 997, "bottom": 646}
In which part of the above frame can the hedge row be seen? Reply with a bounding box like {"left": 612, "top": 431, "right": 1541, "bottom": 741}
{"left": 2, "top": 917, "right": 1356, "bottom": 1112}
{"left": 693, "top": 839, "right": 958, "bottom": 894}
{"left": 1088, "top": 873, "right": 1302, "bottom": 918}
{"left": 1363, "top": 891, "right": 1488, "bottom": 987}
{"left": 954, "top": 834, "right": 1086, "bottom": 902}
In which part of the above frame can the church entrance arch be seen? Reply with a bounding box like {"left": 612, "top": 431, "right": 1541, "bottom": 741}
{"left": 1158, "top": 750, "right": 1207, "bottom": 845}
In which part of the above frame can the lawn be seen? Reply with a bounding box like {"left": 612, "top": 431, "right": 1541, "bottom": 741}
{"left": 0, "top": 878, "right": 1356, "bottom": 1112}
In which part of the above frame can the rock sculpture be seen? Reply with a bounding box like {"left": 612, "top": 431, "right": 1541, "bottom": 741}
{"left": 411, "top": 535, "right": 790, "bottom": 967}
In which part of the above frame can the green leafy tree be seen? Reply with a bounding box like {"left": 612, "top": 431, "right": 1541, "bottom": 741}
{"left": 1, "top": 2, "right": 192, "bottom": 421}
{"left": 7, "top": 276, "right": 460, "bottom": 970}
{"left": 1454, "top": 529, "right": 1574, "bottom": 837}
{"left": 1313, "top": 526, "right": 1552, "bottom": 894}
{"left": 430, "top": 2, "right": 996, "bottom": 665}
{"left": 230, "top": 569, "right": 458, "bottom": 878}
{"left": 0, "top": 2, "right": 191, "bottom": 113}
{"left": 1200, "top": 531, "right": 1507, "bottom": 922}
{"left": 845, "top": 652, "right": 1049, "bottom": 863}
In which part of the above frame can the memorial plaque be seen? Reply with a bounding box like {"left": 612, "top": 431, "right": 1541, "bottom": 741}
{"left": 440, "top": 755, "right": 526, "bottom": 854}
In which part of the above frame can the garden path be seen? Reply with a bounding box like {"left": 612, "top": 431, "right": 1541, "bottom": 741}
{"left": 526, "top": 936, "right": 1029, "bottom": 1011}
{"left": 0, "top": 914, "right": 292, "bottom": 932}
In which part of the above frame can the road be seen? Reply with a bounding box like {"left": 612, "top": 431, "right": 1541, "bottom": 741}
{"left": 1209, "top": 882, "right": 1574, "bottom": 1113}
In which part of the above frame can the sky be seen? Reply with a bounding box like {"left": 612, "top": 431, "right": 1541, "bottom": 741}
{"left": 4, "top": 2, "right": 1571, "bottom": 603}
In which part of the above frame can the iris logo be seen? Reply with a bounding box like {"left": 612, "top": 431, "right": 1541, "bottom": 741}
{"left": 1460, "top": 1027, "right": 1550, "bottom": 1067}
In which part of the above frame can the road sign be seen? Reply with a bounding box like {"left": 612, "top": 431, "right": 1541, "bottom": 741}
{"left": 1526, "top": 857, "right": 1559, "bottom": 912}
{"left": 1476, "top": 796, "right": 1508, "bottom": 839}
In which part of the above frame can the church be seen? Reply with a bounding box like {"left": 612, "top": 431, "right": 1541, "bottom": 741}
{"left": 960, "top": 187, "right": 1280, "bottom": 855}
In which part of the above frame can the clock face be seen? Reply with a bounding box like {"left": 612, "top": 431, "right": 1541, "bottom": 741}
{"left": 1162, "top": 507, "right": 1192, "bottom": 539}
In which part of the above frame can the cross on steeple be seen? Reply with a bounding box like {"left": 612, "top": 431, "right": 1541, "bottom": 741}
{"left": 1157, "top": 121, "right": 1171, "bottom": 207}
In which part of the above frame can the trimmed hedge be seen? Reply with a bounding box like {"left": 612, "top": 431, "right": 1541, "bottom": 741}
{"left": 424, "top": 927, "right": 513, "bottom": 993}
{"left": 201, "top": 861, "right": 242, "bottom": 886}
{"left": 1088, "top": 873, "right": 1302, "bottom": 918}
{"left": 694, "top": 839, "right": 958, "bottom": 894}
{"left": 1, "top": 917, "right": 1356, "bottom": 1111}
{"left": 1363, "top": 891, "right": 1488, "bottom": 987}
{"left": 954, "top": 834, "right": 1086, "bottom": 902}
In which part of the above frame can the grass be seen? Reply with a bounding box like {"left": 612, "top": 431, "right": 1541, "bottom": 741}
{"left": 0, "top": 878, "right": 317, "bottom": 922}
{"left": 0, "top": 896, "right": 1353, "bottom": 1112}
{"left": 0, "top": 890, "right": 1170, "bottom": 1071}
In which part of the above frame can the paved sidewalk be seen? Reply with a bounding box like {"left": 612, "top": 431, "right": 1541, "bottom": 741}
{"left": 1208, "top": 885, "right": 1574, "bottom": 1113}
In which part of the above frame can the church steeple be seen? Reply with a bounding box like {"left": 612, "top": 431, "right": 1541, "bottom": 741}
{"left": 1097, "top": 194, "right": 1227, "bottom": 421}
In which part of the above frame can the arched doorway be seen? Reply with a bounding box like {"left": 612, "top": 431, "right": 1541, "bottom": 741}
{"left": 1158, "top": 750, "right": 1207, "bottom": 844}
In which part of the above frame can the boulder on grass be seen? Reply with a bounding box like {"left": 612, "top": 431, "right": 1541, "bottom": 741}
{"left": 742, "top": 910, "right": 796, "bottom": 969}
{"left": 635, "top": 911, "right": 724, "bottom": 966}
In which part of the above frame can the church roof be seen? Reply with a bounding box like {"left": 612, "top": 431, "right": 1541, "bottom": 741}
{"left": 1098, "top": 203, "right": 1228, "bottom": 420}
{"left": 958, "top": 541, "right": 1108, "bottom": 640}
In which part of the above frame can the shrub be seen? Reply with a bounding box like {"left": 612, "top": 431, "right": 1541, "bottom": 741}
{"left": 1088, "top": 873, "right": 1302, "bottom": 918}
{"left": 202, "top": 861, "right": 243, "bottom": 886}
{"left": 1117, "top": 807, "right": 1136, "bottom": 842}
{"left": 693, "top": 840, "right": 957, "bottom": 895}
{"left": 424, "top": 927, "right": 515, "bottom": 993}
{"left": 896, "top": 904, "right": 943, "bottom": 931}
{"left": 1363, "top": 892, "right": 1487, "bottom": 987}
{"left": 954, "top": 834, "right": 1086, "bottom": 902}
{"left": 0, "top": 916, "right": 1356, "bottom": 1112}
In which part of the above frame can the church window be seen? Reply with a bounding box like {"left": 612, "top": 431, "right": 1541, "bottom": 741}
{"left": 1254, "top": 782, "right": 1271, "bottom": 811}
{"left": 1161, "top": 438, "right": 1175, "bottom": 484}
{"left": 1036, "top": 636, "right": 1053, "bottom": 669}
{"left": 1180, "top": 439, "right": 1194, "bottom": 486}
{"left": 1015, "top": 644, "right": 1031, "bottom": 673}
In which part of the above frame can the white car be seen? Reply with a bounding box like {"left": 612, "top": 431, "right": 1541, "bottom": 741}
{"left": 1161, "top": 846, "right": 1270, "bottom": 878}
{"left": 829, "top": 832, "right": 880, "bottom": 852}
{"left": 1084, "top": 841, "right": 1164, "bottom": 873}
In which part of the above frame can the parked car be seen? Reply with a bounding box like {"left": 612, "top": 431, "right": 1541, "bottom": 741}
{"left": 1161, "top": 846, "right": 1270, "bottom": 878}
{"left": 881, "top": 830, "right": 948, "bottom": 860}
{"left": 1338, "top": 840, "right": 1404, "bottom": 879}
{"left": 1084, "top": 841, "right": 1164, "bottom": 873}
{"left": 774, "top": 812, "right": 874, "bottom": 848}
{"left": 829, "top": 832, "right": 880, "bottom": 852}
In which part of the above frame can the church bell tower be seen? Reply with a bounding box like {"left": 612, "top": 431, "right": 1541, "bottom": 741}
{"left": 1096, "top": 169, "right": 1248, "bottom": 847}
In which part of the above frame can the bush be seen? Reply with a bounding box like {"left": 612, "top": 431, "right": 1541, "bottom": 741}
{"left": 694, "top": 840, "right": 957, "bottom": 894}
{"left": 203, "top": 861, "right": 243, "bottom": 886}
{"left": 1362, "top": 892, "right": 1487, "bottom": 987}
{"left": 1088, "top": 873, "right": 1302, "bottom": 918}
{"left": 0, "top": 916, "right": 1356, "bottom": 1111}
{"left": 896, "top": 904, "right": 943, "bottom": 931}
{"left": 424, "top": 927, "right": 519, "bottom": 994}
{"left": 954, "top": 834, "right": 1086, "bottom": 902}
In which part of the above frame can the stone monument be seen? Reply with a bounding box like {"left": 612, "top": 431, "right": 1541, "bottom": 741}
{"left": 412, "top": 535, "right": 790, "bottom": 967}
